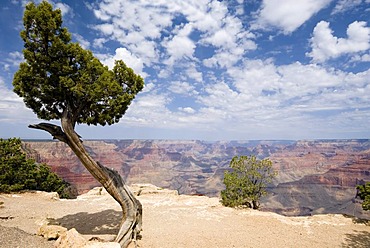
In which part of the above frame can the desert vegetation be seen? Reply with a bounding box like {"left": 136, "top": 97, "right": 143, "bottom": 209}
{"left": 0, "top": 138, "right": 74, "bottom": 198}
{"left": 221, "top": 155, "right": 277, "bottom": 209}
{"left": 357, "top": 182, "right": 370, "bottom": 211}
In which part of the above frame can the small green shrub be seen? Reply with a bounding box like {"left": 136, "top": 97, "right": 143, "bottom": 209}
{"left": 221, "top": 155, "right": 277, "bottom": 209}
{"left": 0, "top": 138, "right": 76, "bottom": 198}
{"left": 357, "top": 182, "right": 370, "bottom": 211}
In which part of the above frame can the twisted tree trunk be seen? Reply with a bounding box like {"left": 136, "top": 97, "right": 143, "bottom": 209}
{"left": 29, "top": 112, "right": 142, "bottom": 248}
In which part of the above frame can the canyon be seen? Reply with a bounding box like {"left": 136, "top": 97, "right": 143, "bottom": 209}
{"left": 22, "top": 139, "right": 370, "bottom": 219}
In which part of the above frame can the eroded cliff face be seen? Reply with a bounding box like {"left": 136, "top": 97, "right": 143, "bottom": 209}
{"left": 22, "top": 139, "right": 370, "bottom": 218}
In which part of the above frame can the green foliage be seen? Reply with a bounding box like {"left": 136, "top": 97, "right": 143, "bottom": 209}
{"left": 221, "top": 155, "right": 277, "bottom": 209}
{"left": 357, "top": 182, "right": 370, "bottom": 211}
{"left": 13, "top": 1, "right": 144, "bottom": 126}
{"left": 0, "top": 138, "right": 75, "bottom": 198}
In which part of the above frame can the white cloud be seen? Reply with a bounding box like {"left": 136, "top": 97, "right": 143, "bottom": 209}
{"left": 178, "top": 107, "right": 196, "bottom": 114}
{"left": 202, "top": 29, "right": 234, "bottom": 48}
{"left": 228, "top": 59, "right": 281, "bottom": 95}
{"left": 5, "top": 0, "right": 370, "bottom": 140}
{"left": 98, "top": 47, "right": 145, "bottom": 76}
{"left": 73, "top": 33, "right": 90, "bottom": 49}
{"left": 200, "top": 14, "right": 256, "bottom": 69}
{"left": 361, "top": 54, "right": 370, "bottom": 61}
{"left": 199, "top": 59, "right": 369, "bottom": 125}
{"left": 234, "top": 60, "right": 347, "bottom": 101}
{"left": 92, "top": 0, "right": 256, "bottom": 72}
{"left": 54, "top": 2, "right": 72, "bottom": 16}
{"left": 168, "top": 81, "right": 198, "bottom": 96}
{"left": 307, "top": 21, "right": 370, "bottom": 62}
{"left": 9, "top": 51, "right": 23, "bottom": 61}
{"left": 95, "top": 57, "right": 370, "bottom": 139}
{"left": 198, "top": 81, "right": 240, "bottom": 110}
{"left": 331, "top": 0, "right": 363, "bottom": 15}
{"left": 124, "top": 92, "right": 174, "bottom": 127}
{"left": 93, "top": 8, "right": 112, "bottom": 21}
{"left": 3, "top": 51, "right": 23, "bottom": 70}
{"left": 0, "top": 77, "right": 36, "bottom": 123}
{"left": 351, "top": 53, "right": 370, "bottom": 62}
{"left": 95, "top": 23, "right": 114, "bottom": 36}
{"left": 185, "top": 66, "right": 203, "bottom": 82}
{"left": 17, "top": 0, "right": 43, "bottom": 7}
{"left": 142, "top": 82, "right": 155, "bottom": 93}
{"left": 203, "top": 48, "right": 243, "bottom": 68}
{"left": 93, "top": 38, "right": 107, "bottom": 49}
{"left": 92, "top": 0, "right": 173, "bottom": 66}
{"left": 253, "top": 0, "right": 332, "bottom": 34}
{"left": 163, "top": 23, "right": 196, "bottom": 66}
{"left": 134, "top": 93, "right": 169, "bottom": 109}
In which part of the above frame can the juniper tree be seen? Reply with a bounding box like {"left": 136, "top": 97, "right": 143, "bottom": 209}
{"left": 13, "top": 1, "right": 144, "bottom": 247}
{"left": 357, "top": 182, "right": 370, "bottom": 211}
{"left": 221, "top": 155, "right": 276, "bottom": 209}
{"left": 0, "top": 138, "right": 74, "bottom": 198}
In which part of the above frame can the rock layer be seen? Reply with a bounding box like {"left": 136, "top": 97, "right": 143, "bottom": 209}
{"left": 22, "top": 139, "right": 370, "bottom": 217}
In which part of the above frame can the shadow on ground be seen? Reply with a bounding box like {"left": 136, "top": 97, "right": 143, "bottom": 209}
{"left": 343, "top": 214, "right": 370, "bottom": 226}
{"left": 342, "top": 230, "right": 370, "bottom": 248}
{"left": 48, "top": 209, "right": 122, "bottom": 235}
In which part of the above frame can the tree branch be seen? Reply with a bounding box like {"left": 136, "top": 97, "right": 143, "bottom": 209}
{"left": 28, "top": 123, "right": 69, "bottom": 143}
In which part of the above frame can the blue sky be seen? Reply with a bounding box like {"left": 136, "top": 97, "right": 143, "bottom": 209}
{"left": 0, "top": 0, "right": 369, "bottom": 140}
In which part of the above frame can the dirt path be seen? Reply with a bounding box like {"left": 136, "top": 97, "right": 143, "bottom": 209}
{"left": 0, "top": 187, "right": 369, "bottom": 248}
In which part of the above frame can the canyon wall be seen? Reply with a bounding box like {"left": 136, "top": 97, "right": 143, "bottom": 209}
{"left": 22, "top": 139, "right": 370, "bottom": 218}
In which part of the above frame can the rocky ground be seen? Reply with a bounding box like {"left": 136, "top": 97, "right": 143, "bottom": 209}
{"left": 0, "top": 184, "right": 369, "bottom": 248}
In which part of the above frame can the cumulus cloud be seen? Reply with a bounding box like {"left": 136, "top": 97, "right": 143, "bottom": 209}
{"left": 188, "top": 60, "right": 370, "bottom": 138}
{"left": 185, "top": 66, "right": 203, "bottom": 82}
{"left": 4, "top": 0, "right": 369, "bottom": 140}
{"left": 163, "top": 23, "right": 196, "bottom": 66}
{"left": 98, "top": 47, "right": 145, "bottom": 76}
{"left": 95, "top": 23, "right": 114, "bottom": 36}
{"left": 200, "top": 13, "right": 256, "bottom": 69}
{"left": 122, "top": 53, "right": 370, "bottom": 138}
{"left": 227, "top": 59, "right": 349, "bottom": 108}
{"left": 253, "top": 0, "right": 332, "bottom": 34}
{"left": 307, "top": 21, "right": 370, "bottom": 62}
{"left": 124, "top": 92, "right": 174, "bottom": 127}
{"left": 54, "top": 2, "right": 72, "bottom": 16}
{"left": 73, "top": 33, "right": 90, "bottom": 49}
{"left": 92, "top": 0, "right": 172, "bottom": 66}
{"left": 178, "top": 107, "right": 196, "bottom": 114}
{"left": 168, "top": 81, "right": 198, "bottom": 96}
{"left": 351, "top": 53, "right": 370, "bottom": 62}
{"left": 93, "top": 38, "right": 107, "bottom": 49}
{"left": 91, "top": 0, "right": 256, "bottom": 73}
